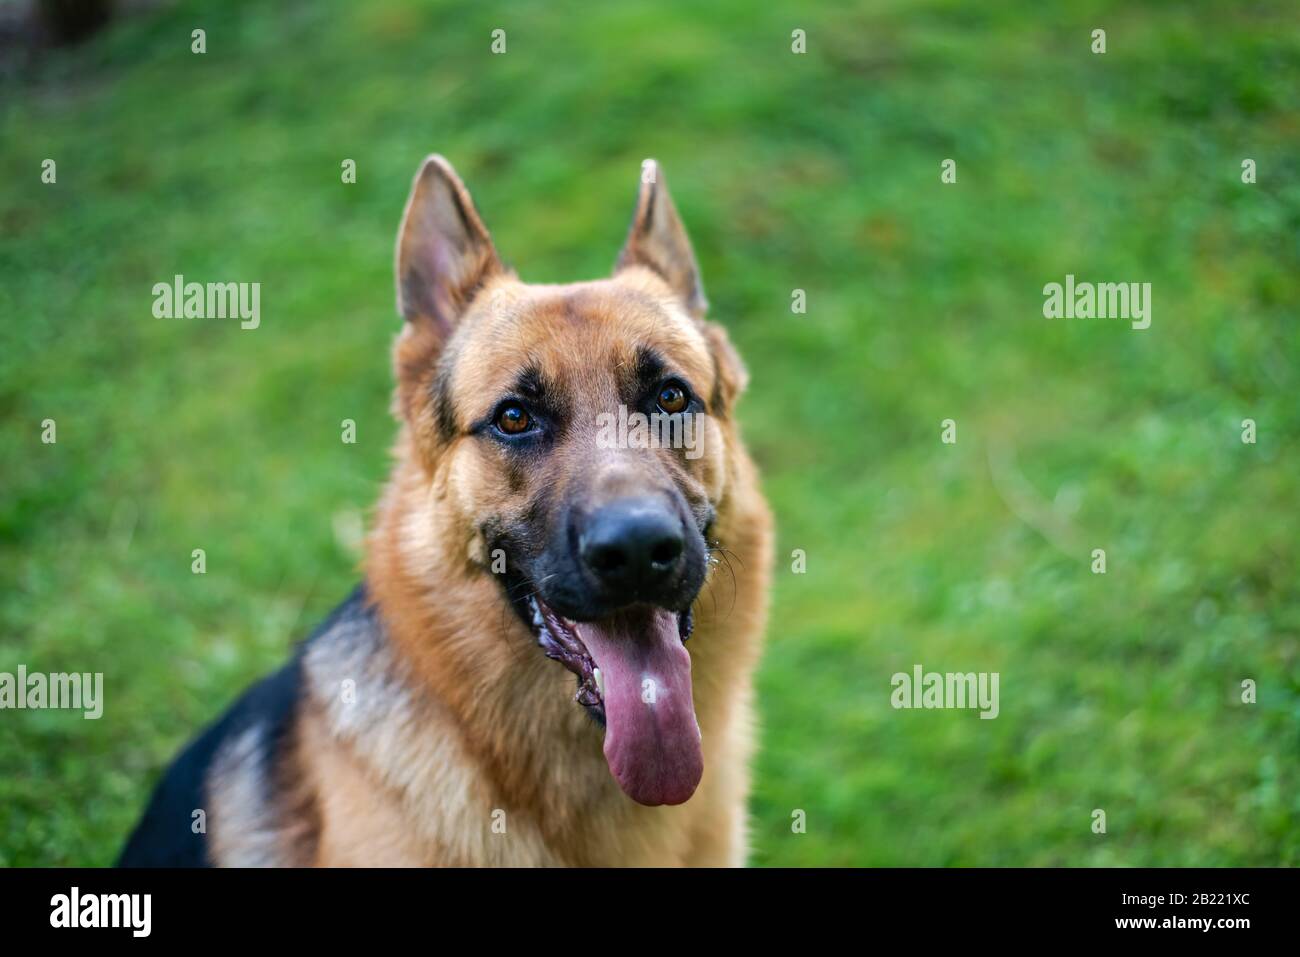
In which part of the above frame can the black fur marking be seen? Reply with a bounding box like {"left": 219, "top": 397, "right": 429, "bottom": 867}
{"left": 626, "top": 346, "right": 666, "bottom": 406}
{"left": 432, "top": 363, "right": 458, "bottom": 442}
{"left": 494, "top": 364, "right": 570, "bottom": 433}
{"left": 116, "top": 585, "right": 372, "bottom": 867}
{"left": 512, "top": 365, "right": 546, "bottom": 403}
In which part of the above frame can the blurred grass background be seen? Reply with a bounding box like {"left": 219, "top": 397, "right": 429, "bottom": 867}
{"left": 1, "top": 0, "right": 1298, "bottom": 866}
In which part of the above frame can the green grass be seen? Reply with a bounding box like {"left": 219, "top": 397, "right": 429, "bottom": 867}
{"left": 2, "top": 0, "right": 1297, "bottom": 866}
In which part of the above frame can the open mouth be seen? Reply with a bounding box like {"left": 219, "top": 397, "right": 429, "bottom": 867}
{"left": 523, "top": 594, "right": 702, "bottom": 806}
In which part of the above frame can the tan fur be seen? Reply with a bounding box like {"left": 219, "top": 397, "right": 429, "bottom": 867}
{"left": 219, "top": 158, "right": 772, "bottom": 867}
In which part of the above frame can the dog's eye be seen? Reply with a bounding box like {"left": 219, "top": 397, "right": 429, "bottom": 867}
{"left": 656, "top": 380, "right": 689, "bottom": 415}
{"left": 495, "top": 403, "right": 531, "bottom": 435}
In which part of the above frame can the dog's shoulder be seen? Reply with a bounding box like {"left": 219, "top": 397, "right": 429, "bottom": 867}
{"left": 116, "top": 585, "right": 375, "bottom": 867}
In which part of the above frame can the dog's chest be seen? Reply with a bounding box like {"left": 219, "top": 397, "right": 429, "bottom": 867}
{"left": 295, "top": 595, "right": 716, "bottom": 866}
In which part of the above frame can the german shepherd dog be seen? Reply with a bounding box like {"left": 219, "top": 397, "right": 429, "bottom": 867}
{"left": 119, "top": 156, "right": 772, "bottom": 866}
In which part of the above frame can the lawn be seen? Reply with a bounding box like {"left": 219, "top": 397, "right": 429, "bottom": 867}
{"left": 1, "top": 0, "right": 1297, "bottom": 866}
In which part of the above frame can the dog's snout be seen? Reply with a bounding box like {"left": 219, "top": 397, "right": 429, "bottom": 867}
{"left": 579, "top": 498, "right": 686, "bottom": 593}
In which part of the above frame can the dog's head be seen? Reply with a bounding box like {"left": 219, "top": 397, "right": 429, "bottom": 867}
{"left": 390, "top": 155, "right": 749, "bottom": 806}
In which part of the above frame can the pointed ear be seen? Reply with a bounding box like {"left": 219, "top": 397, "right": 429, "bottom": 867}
{"left": 614, "top": 159, "right": 707, "bottom": 318}
{"left": 395, "top": 155, "right": 502, "bottom": 335}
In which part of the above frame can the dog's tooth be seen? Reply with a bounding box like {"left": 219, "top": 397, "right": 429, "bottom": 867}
{"left": 593, "top": 667, "right": 604, "bottom": 697}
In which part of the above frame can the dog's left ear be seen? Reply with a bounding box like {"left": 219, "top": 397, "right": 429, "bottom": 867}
{"left": 614, "top": 159, "right": 707, "bottom": 319}
{"left": 395, "top": 154, "right": 503, "bottom": 337}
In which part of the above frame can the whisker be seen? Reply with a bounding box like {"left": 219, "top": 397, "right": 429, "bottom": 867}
{"left": 704, "top": 542, "right": 738, "bottom": 621}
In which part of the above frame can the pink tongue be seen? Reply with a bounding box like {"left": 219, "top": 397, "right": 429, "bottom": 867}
{"left": 575, "top": 609, "right": 703, "bottom": 806}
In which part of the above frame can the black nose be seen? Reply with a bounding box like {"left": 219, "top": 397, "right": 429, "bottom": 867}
{"left": 579, "top": 498, "right": 686, "bottom": 594}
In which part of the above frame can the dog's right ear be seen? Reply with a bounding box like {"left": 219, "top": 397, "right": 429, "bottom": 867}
{"left": 615, "top": 159, "right": 707, "bottom": 319}
{"left": 395, "top": 155, "right": 502, "bottom": 336}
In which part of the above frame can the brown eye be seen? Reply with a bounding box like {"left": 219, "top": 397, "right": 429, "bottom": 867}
{"left": 656, "top": 381, "right": 688, "bottom": 415}
{"left": 496, "top": 403, "right": 531, "bottom": 434}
